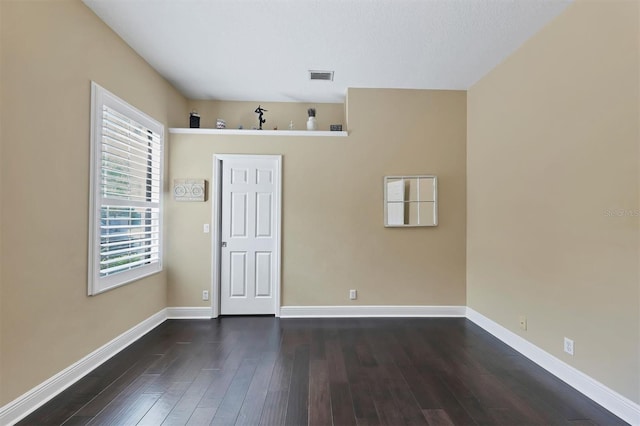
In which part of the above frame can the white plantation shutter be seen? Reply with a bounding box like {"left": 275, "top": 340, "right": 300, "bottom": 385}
{"left": 88, "top": 82, "right": 164, "bottom": 295}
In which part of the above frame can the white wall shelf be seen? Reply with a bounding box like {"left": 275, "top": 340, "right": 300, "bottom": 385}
{"left": 169, "top": 128, "right": 348, "bottom": 137}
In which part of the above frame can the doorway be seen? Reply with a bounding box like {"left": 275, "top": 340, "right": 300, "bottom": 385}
{"left": 212, "top": 154, "right": 282, "bottom": 316}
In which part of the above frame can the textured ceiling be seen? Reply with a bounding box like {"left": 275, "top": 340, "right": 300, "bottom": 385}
{"left": 83, "top": 0, "right": 572, "bottom": 103}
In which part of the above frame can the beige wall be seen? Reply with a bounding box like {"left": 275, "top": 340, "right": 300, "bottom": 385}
{"left": 167, "top": 88, "right": 466, "bottom": 307}
{"left": 187, "top": 100, "right": 345, "bottom": 132}
{"left": 467, "top": 1, "right": 639, "bottom": 403}
{"left": 0, "top": 0, "right": 188, "bottom": 405}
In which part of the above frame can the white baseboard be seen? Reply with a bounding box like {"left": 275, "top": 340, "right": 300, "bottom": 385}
{"left": 2, "top": 305, "right": 637, "bottom": 426}
{"left": 466, "top": 308, "right": 640, "bottom": 425}
{"left": 166, "top": 306, "right": 213, "bottom": 319}
{"left": 0, "top": 309, "right": 167, "bottom": 426}
{"left": 279, "top": 305, "right": 466, "bottom": 318}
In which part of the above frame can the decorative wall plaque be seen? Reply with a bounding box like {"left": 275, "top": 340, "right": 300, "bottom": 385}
{"left": 173, "top": 179, "right": 205, "bottom": 202}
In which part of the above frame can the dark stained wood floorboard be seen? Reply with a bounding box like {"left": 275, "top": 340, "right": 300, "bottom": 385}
{"left": 18, "top": 317, "right": 628, "bottom": 426}
{"left": 329, "top": 382, "right": 358, "bottom": 426}
{"left": 67, "top": 355, "right": 161, "bottom": 422}
{"left": 234, "top": 351, "right": 277, "bottom": 426}
{"left": 20, "top": 377, "right": 102, "bottom": 426}
{"left": 340, "top": 336, "right": 380, "bottom": 426}
{"left": 258, "top": 390, "right": 288, "bottom": 426}
{"left": 308, "top": 359, "right": 331, "bottom": 426}
{"left": 162, "top": 369, "right": 219, "bottom": 425}
{"left": 422, "top": 408, "right": 455, "bottom": 426}
{"left": 85, "top": 373, "right": 159, "bottom": 425}
{"left": 284, "top": 345, "right": 311, "bottom": 426}
{"left": 137, "top": 380, "right": 191, "bottom": 425}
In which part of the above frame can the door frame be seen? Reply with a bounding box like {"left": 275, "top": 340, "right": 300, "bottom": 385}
{"left": 211, "top": 154, "right": 282, "bottom": 318}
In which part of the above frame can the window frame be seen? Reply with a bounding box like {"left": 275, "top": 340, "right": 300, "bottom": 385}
{"left": 88, "top": 82, "right": 164, "bottom": 296}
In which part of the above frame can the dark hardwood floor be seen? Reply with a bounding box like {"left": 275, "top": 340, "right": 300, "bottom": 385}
{"left": 19, "top": 317, "right": 627, "bottom": 426}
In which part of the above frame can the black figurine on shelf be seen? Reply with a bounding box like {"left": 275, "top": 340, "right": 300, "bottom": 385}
{"left": 255, "top": 105, "right": 267, "bottom": 130}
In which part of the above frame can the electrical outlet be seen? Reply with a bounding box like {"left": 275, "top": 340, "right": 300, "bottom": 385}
{"left": 564, "top": 337, "right": 574, "bottom": 356}
{"left": 349, "top": 289, "right": 357, "bottom": 300}
{"left": 202, "top": 290, "right": 209, "bottom": 301}
{"left": 518, "top": 315, "right": 527, "bottom": 331}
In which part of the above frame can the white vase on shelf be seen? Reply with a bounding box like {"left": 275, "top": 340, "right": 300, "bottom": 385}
{"left": 306, "top": 116, "right": 317, "bottom": 131}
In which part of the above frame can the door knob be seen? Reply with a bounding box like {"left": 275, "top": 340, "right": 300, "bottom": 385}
{"left": 221, "top": 241, "right": 227, "bottom": 247}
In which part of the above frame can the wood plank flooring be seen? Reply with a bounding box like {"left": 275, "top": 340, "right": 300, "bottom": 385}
{"left": 18, "top": 317, "right": 627, "bottom": 425}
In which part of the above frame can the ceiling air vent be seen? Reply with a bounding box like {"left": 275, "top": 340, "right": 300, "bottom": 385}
{"left": 309, "top": 70, "right": 334, "bottom": 81}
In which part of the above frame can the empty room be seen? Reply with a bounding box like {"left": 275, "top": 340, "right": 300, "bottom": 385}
{"left": 0, "top": 0, "right": 638, "bottom": 425}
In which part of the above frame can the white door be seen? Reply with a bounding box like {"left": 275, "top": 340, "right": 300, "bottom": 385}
{"left": 219, "top": 156, "right": 281, "bottom": 315}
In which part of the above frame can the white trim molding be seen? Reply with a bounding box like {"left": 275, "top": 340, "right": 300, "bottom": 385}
{"left": 0, "top": 309, "right": 167, "bottom": 426}
{"left": 279, "top": 305, "right": 466, "bottom": 318}
{"left": 466, "top": 308, "right": 640, "bottom": 425}
{"left": 166, "top": 306, "right": 213, "bottom": 319}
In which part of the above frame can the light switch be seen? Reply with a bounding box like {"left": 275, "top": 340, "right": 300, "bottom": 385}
{"left": 203, "top": 224, "right": 210, "bottom": 233}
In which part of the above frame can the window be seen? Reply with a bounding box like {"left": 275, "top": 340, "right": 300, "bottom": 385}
{"left": 88, "top": 82, "right": 164, "bottom": 295}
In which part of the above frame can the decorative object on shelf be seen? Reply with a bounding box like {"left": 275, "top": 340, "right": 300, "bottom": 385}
{"left": 216, "top": 118, "right": 226, "bottom": 129}
{"left": 307, "top": 108, "right": 317, "bottom": 130}
{"left": 173, "top": 178, "right": 206, "bottom": 202}
{"left": 255, "top": 105, "right": 267, "bottom": 130}
{"left": 289, "top": 120, "right": 294, "bottom": 130}
{"left": 189, "top": 111, "right": 200, "bottom": 128}
{"left": 330, "top": 124, "right": 343, "bottom": 131}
